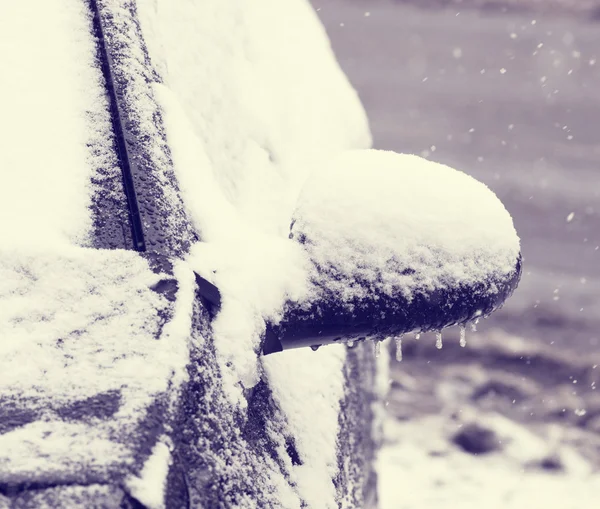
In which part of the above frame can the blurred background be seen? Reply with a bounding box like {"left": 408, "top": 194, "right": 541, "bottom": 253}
{"left": 311, "top": 1, "right": 600, "bottom": 507}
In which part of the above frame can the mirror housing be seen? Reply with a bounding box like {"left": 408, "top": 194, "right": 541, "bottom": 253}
{"left": 262, "top": 150, "right": 522, "bottom": 355}
{"left": 263, "top": 255, "right": 521, "bottom": 354}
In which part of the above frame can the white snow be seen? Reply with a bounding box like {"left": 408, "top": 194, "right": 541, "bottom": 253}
{"left": 137, "top": 2, "right": 524, "bottom": 507}
{"left": 2, "top": 0, "right": 524, "bottom": 507}
{"left": 1, "top": 249, "right": 164, "bottom": 399}
{"left": 190, "top": 233, "right": 312, "bottom": 398}
{"left": 138, "top": 0, "right": 371, "bottom": 411}
{"left": 378, "top": 414, "right": 600, "bottom": 509}
{"left": 0, "top": 421, "right": 127, "bottom": 482}
{"left": 136, "top": 0, "right": 371, "bottom": 239}
{"left": 136, "top": 2, "right": 372, "bottom": 507}
{"left": 263, "top": 348, "right": 347, "bottom": 509}
{"left": 126, "top": 440, "right": 172, "bottom": 509}
{"left": 0, "top": 1, "right": 113, "bottom": 249}
{"left": 1, "top": 0, "right": 372, "bottom": 503}
{"left": 0, "top": 247, "right": 193, "bottom": 479}
{"left": 293, "top": 150, "right": 520, "bottom": 304}
{"left": 377, "top": 327, "right": 600, "bottom": 509}
{"left": 0, "top": 2, "right": 193, "bottom": 485}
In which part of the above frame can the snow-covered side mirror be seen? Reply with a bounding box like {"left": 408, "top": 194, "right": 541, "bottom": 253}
{"left": 263, "top": 150, "right": 522, "bottom": 355}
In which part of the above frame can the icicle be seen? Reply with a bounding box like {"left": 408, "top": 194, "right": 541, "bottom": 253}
{"left": 395, "top": 335, "right": 404, "bottom": 362}
{"left": 435, "top": 331, "right": 443, "bottom": 349}
{"left": 470, "top": 318, "right": 479, "bottom": 332}
{"left": 374, "top": 340, "right": 381, "bottom": 358}
{"left": 459, "top": 324, "right": 467, "bottom": 347}
{"left": 415, "top": 332, "right": 421, "bottom": 340}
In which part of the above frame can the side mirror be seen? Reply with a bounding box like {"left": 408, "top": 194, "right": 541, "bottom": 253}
{"left": 262, "top": 150, "right": 521, "bottom": 354}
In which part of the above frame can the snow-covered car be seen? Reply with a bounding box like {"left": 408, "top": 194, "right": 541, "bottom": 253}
{"left": 0, "top": 1, "right": 520, "bottom": 508}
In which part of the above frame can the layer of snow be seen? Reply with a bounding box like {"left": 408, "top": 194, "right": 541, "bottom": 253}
{"left": 378, "top": 414, "right": 600, "bottom": 509}
{"left": 0, "top": 247, "right": 193, "bottom": 479}
{"left": 293, "top": 150, "right": 521, "bottom": 303}
{"left": 0, "top": 420, "right": 127, "bottom": 483}
{"left": 2, "top": 0, "right": 523, "bottom": 506}
{"left": 137, "top": 0, "right": 371, "bottom": 401}
{"left": 137, "top": 0, "right": 371, "bottom": 239}
{"left": 1, "top": 0, "right": 372, "bottom": 503}
{"left": 0, "top": 1, "right": 113, "bottom": 250}
{"left": 126, "top": 440, "right": 172, "bottom": 509}
{"left": 0, "top": 0, "right": 196, "bottom": 485}
{"left": 1, "top": 249, "right": 163, "bottom": 399}
{"left": 95, "top": 0, "right": 196, "bottom": 253}
{"left": 263, "top": 348, "right": 347, "bottom": 509}
{"left": 155, "top": 84, "right": 312, "bottom": 398}
{"left": 378, "top": 326, "right": 600, "bottom": 509}
{"left": 136, "top": 2, "right": 372, "bottom": 507}
{"left": 137, "top": 1, "right": 524, "bottom": 506}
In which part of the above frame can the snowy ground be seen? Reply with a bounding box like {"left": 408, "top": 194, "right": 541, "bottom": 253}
{"left": 313, "top": 1, "right": 600, "bottom": 507}
{"left": 378, "top": 331, "right": 600, "bottom": 508}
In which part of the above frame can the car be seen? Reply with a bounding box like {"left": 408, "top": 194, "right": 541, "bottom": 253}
{"left": 0, "top": 1, "right": 520, "bottom": 508}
